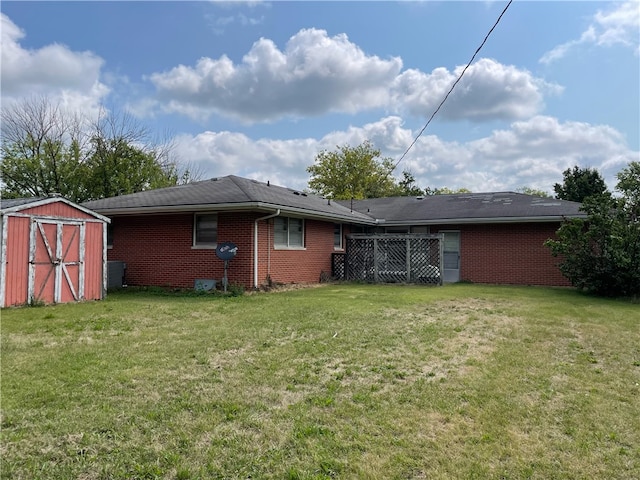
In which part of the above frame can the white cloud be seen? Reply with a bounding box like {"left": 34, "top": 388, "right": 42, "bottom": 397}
{"left": 150, "top": 28, "right": 402, "bottom": 123}
{"left": 173, "top": 131, "right": 320, "bottom": 189}
{"left": 317, "top": 116, "right": 415, "bottom": 154}
{"left": 173, "top": 116, "right": 418, "bottom": 190}
{"left": 391, "top": 58, "right": 563, "bottom": 121}
{"left": 462, "top": 116, "right": 636, "bottom": 191}
{"left": 540, "top": 1, "right": 640, "bottom": 64}
{"left": 147, "top": 29, "right": 557, "bottom": 124}
{"left": 173, "top": 115, "right": 639, "bottom": 194}
{"left": 0, "top": 13, "right": 109, "bottom": 116}
{"left": 206, "top": 12, "right": 264, "bottom": 36}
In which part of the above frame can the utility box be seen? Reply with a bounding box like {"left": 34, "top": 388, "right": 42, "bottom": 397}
{"left": 194, "top": 279, "right": 217, "bottom": 291}
{"left": 107, "top": 261, "right": 126, "bottom": 289}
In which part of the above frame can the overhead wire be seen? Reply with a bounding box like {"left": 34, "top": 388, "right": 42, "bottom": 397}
{"left": 393, "top": 0, "right": 514, "bottom": 171}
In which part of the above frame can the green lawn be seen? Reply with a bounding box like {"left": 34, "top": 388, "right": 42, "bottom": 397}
{"left": 1, "top": 284, "right": 639, "bottom": 479}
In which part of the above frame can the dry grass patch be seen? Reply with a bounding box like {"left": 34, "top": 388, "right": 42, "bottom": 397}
{"left": 2, "top": 284, "right": 639, "bottom": 479}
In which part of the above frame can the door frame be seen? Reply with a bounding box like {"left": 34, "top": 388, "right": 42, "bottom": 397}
{"left": 28, "top": 217, "right": 85, "bottom": 304}
{"left": 440, "top": 230, "right": 461, "bottom": 283}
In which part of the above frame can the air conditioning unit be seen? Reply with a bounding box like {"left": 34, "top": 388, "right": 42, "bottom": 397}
{"left": 107, "top": 261, "right": 126, "bottom": 288}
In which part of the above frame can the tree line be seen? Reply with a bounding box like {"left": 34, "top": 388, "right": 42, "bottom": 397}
{"left": 546, "top": 162, "right": 639, "bottom": 298}
{"left": 1, "top": 96, "right": 200, "bottom": 203}
{"left": 306, "top": 141, "right": 472, "bottom": 199}
{"left": 2, "top": 96, "right": 638, "bottom": 297}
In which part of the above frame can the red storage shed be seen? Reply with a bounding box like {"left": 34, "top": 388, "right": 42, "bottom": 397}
{"left": 1, "top": 196, "right": 110, "bottom": 307}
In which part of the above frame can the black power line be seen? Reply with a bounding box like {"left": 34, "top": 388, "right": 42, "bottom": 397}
{"left": 393, "top": 0, "right": 514, "bottom": 171}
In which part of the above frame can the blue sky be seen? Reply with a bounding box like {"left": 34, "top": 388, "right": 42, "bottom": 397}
{"left": 2, "top": 1, "right": 639, "bottom": 194}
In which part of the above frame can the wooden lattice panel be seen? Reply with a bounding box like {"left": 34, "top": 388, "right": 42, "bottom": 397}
{"left": 341, "top": 234, "right": 443, "bottom": 285}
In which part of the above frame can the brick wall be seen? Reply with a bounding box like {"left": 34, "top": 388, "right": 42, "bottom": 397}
{"left": 261, "top": 218, "right": 336, "bottom": 286}
{"left": 108, "top": 212, "right": 339, "bottom": 290}
{"left": 108, "top": 212, "right": 255, "bottom": 288}
{"left": 432, "top": 222, "right": 569, "bottom": 286}
{"left": 108, "top": 214, "right": 568, "bottom": 289}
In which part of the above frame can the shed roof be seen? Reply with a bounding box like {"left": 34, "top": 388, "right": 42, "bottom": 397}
{"left": 340, "top": 192, "right": 585, "bottom": 225}
{"left": 1, "top": 196, "right": 110, "bottom": 222}
{"left": 82, "top": 175, "right": 375, "bottom": 224}
{"left": 0, "top": 197, "right": 48, "bottom": 210}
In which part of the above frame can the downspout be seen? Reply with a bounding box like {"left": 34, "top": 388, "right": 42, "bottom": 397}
{"left": 254, "top": 209, "right": 280, "bottom": 289}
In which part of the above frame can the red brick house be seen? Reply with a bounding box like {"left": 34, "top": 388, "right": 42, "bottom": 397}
{"left": 83, "top": 176, "right": 585, "bottom": 290}
{"left": 343, "top": 193, "right": 585, "bottom": 286}
{"left": 83, "top": 175, "right": 374, "bottom": 290}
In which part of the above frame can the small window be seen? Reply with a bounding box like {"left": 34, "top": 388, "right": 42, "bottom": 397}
{"left": 385, "top": 227, "right": 409, "bottom": 234}
{"left": 194, "top": 214, "right": 218, "bottom": 247}
{"left": 274, "top": 217, "right": 304, "bottom": 248}
{"left": 333, "top": 223, "right": 343, "bottom": 249}
{"left": 106, "top": 223, "right": 114, "bottom": 248}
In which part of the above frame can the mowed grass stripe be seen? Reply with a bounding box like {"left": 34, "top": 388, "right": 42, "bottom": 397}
{"left": 1, "top": 284, "right": 638, "bottom": 479}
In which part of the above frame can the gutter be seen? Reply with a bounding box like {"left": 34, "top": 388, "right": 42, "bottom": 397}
{"left": 254, "top": 209, "right": 280, "bottom": 289}
{"left": 369, "top": 214, "right": 587, "bottom": 227}
{"left": 86, "top": 202, "right": 375, "bottom": 225}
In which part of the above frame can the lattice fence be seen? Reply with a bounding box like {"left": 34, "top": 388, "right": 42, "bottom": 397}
{"left": 334, "top": 234, "right": 443, "bottom": 285}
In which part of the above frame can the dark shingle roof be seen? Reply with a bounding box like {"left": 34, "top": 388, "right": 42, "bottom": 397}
{"left": 340, "top": 192, "right": 585, "bottom": 224}
{"left": 0, "top": 197, "right": 48, "bottom": 211}
{"left": 82, "top": 175, "right": 375, "bottom": 223}
{"left": 82, "top": 177, "right": 585, "bottom": 225}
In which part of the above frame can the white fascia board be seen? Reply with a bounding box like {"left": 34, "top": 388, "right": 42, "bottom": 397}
{"left": 270, "top": 205, "right": 376, "bottom": 224}
{"left": 2, "top": 197, "right": 111, "bottom": 223}
{"left": 89, "top": 203, "right": 261, "bottom": 216}
{"left": 377, "top": 214, "right": 587, "bottom": 226}
{"left": 92, "top": 202, "right": 378, "bottom": 225}
{"left": 0, "top": 197, "right": 54, "bottom": 214}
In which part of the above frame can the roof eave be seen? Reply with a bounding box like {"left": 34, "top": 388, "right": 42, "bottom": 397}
{"left": 90, "top": 202, "right": 377, "bottom": 225}
{"left": 375, "top": 214, "right": 586, "bottom": 226}
{"left": 2, "top": 197, "right": 111, "bottom": 222}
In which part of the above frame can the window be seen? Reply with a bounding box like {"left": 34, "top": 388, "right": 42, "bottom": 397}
{"left": 106, "top": 223, "right": 114, "bottom": 248}
{"left": 385, "top": 227, "right": 409, "bottom": 234}
{"left": 194, "top": 214, "right": 218, "bottom": 247}
{"left": 274, "top": 217, "right": 304, "bottom": 248}
{"left": 333, "top": 223, "right": 343, "bottom": 249}
{"left": 351, "top": 225, "right": 369, "bottom": 234}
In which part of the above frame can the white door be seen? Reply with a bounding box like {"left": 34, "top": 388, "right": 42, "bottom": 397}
{"left": 442, "top": 231, "right": 460, "bottom": 283}
{"left": 29, "top": 219, "right": 85, "bottom": 304}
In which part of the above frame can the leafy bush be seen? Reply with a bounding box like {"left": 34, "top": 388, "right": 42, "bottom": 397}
{"left": 546, "top": 163, "right": 640, "bottom": 297}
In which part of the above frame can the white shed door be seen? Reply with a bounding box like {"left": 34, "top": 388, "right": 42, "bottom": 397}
{"left": 29, "top": 219, "right": 85, "bottom": 304}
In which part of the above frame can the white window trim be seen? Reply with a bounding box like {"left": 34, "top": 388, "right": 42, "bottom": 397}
{"left": 192, "top": 213, "right": 218, "bottom": 249}
{"left": 273, "top": 216, "right": 305, "bottom": 249}
{"left": 106, "top": 223, "right": 114, "bottom": 249}
{"left": 333, "top": 223, "right": 343, "bottom": 250}
{"left": 273, "top": 245, "right": 307, "bottom": 251}
{"left": 192, "top": 244, "right": 218, "bottom": 250}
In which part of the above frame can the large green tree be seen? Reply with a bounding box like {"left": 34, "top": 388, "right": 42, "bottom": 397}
{"left": 516, "top": 186, "right": 551, "bottom": 198}
{"left": 0, "top": 98, "right": 87, "bottom": 199}
{"left": 1, "top": 96, "right": 196, "bottom": 202}
{"left": 615, "top": 160, "right": 640, "bottom": 222}
{"left": 82, "top": 110, "right": 179, "bottom": 200}
{"left": 546, "top": 162, "right": 640, "bottom": 297}
{"left": 425, "top": 186, "right": 472, "bottom": 195}
{"left": 307, "top": 141, "right": 400, "bottom": 200}
{"left": 553, "top": 165, "right": 609, "bottom": 202}
{"left": 393, "top": 171, "right": 427, "bottom": 197}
